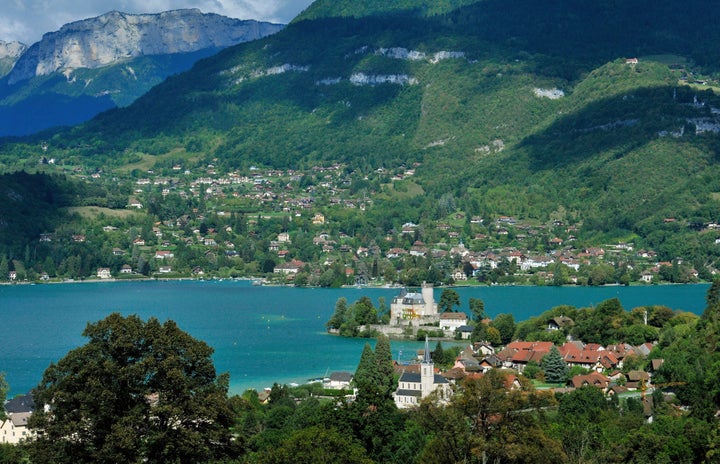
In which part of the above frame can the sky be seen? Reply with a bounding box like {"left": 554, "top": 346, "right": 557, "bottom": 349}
{"left": 0, "top": 0, "right": 316, "bottom": 45}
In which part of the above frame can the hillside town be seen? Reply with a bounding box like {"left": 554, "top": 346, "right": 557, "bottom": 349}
{"left": 10, "top": 159, "right": 718, "bottom": 286}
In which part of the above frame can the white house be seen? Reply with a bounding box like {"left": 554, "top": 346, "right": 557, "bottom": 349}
{"left": 323, "top": 372, "right": 353, "bottom": 390}
{"left": 0, "top": 412, "right": 32, "bottom": 444}
{"left": 439, "top": 312, "right": 468, "bottom": 332}
{"left": 97, "top": 268, "right": 112, "bottom": 279}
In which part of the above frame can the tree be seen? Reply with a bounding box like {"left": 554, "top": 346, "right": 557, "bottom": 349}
{"left": 438, "top": 289, "right": 460, "bottom": 313}
{"left": 491, "top": 313, "right": 516, "bottom": 344}
{"left": 469, "top": 298, "right": 485, "bottom": 322}
{"left": 28, "top": 313, "right": 236, "bottom": 464}
{"left": 374, "top": 335, "right": 396, "bottom": 398}
{"left": 326, "top": 297, "right": 348, "bottom": 330}
{"left": 541, "top": 345, "right": 568, "bottom": 384}
{"left": 354, "top": 342, "right": 378, "bottom": 402}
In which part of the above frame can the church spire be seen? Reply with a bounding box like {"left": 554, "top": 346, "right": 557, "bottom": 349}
{"left": 423, "top": 336, "right": 432, "bottom": 363}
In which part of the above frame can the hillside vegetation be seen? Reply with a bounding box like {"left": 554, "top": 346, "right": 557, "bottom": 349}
{"left": 0, "top": 0, "right": 719, "bottom": 275}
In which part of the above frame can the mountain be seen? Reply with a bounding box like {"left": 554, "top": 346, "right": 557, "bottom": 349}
{"left": 0, "top": 41, "right": 26, "bottom": 78}
{"left": 0, "top": 9, "right": 283, "bottom": 136}
{"left": 3, "top": 0, "right": 720, "bottom": 262}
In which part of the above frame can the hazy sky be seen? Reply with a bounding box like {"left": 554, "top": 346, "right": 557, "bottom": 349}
{"left": 1, "top": 0, "right": 316, "bottom": 45}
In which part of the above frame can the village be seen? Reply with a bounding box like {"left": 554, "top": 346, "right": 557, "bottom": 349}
{"left": 17, "top": 157, "right": 720, "bottom": 286}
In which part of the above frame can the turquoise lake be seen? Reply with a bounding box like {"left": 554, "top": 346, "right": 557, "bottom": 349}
{"left": 0, "top": 280, "right": 710, "bottom": 396}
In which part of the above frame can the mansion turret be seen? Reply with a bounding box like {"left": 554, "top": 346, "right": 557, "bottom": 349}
{"left": 389, "top": 283, "right": 438, "bottom": 325}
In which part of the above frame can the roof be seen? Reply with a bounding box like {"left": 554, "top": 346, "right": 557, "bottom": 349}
{"left": 7, "top": 412, "right": 31, "bottom": 427}
{"left": 440, "top": 312, "right": 468, "bottom": 320}
{"left": 328, "top": 371, "right": 353, "bottom": 382}
{"left": 5, "top": 394, "right": 34, "bottom": 414}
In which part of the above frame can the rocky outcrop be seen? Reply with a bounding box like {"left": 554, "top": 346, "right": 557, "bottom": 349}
{"left": 7, "top": 9, "right": 283, "bottom": 85}
{"left": 0, "top": 41, "right": 27, "bottom": 77}
{"left": 0, "top": 41, "right": 27, "bottom": 60}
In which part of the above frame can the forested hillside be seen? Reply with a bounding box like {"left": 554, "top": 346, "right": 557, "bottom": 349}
{"left": 0, "top": 0, "right": 719, "bottom": 279}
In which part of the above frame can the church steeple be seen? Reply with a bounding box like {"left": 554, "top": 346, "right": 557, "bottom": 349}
{"left": 421, "top": 336, "right": 434, "bottom": 398}
{"left": 422, "top": 336, "right": 432, "bottom": 363}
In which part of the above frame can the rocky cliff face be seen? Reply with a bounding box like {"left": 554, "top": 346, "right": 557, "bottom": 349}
{"left": 0, "top": 41, "right": 27, "bottom": 77}
{"left": 7, "top": 9, "right": 283, "bottom": 85}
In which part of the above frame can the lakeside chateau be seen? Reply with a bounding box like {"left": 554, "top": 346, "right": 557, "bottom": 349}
{"left": 389, "top": 282, "right": 439, "bottom": 325}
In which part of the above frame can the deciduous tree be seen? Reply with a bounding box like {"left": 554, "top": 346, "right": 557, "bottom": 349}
{"left": 28, "top": 313, "right": 236, "bottom": 464}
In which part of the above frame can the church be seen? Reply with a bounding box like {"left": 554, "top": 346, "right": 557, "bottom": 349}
{"left": 393, "top": 338, "right": 450, "bottom": 409}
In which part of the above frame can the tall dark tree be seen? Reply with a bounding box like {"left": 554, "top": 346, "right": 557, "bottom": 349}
{"left": 469, "top": 298, "right": 485, "bottom": 322}
{"left": 374, "top": 334, "right": 396, "bottom": 397}
{"left": 438, "top": 289, "right": 461, "bottom": 313}
{"left": 28, "top": 313, "right": 236, "bottom": 464}
{"left": 541, "top": 345, "right": 569, "bottom": 384}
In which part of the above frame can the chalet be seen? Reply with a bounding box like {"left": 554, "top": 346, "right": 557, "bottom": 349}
{"left": 133, "top": 238, "right": 146, "bottom": 246}
{"left": 72, "top": 234, "right": 86, "bottom": 243}
{"left": 112, "top": 248, "right": 125, "bottom": 256}
{"left": 154, "top": 251, "right": 174, "bottom": 259}
{"left": 625, "top": 57, "right": 639, "bottom": 65}
{"left": 548, "top": 316, "right": 574, "bottom": 331}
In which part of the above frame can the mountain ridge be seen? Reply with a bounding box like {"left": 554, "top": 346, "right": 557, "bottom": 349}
{"left": 6, "top": 9, "right": 283, "bottom": 85}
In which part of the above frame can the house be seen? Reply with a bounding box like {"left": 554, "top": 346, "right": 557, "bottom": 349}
{"left": 452, "top": 268, "right": 468, "bottom": 281}
{"left": 457, "top": 325, "right": 474, "bottom": 340}
{"left": 439, "top": 312, "right": 469, "bottom": 332}
{"left": 547, "top": 316, "right": 574, "bottom": 331}
{"left": 158, "top": 266, "right": 172, "bottom": 274}
{"left": 0, "top": 413, "right": 32, "bottom": 444}
{"left": 154, "top": 251, "right": 174, "bottom": 259}
{"left": 324, "top": 372, "right": 353, "bottom": 390}
{"left": 571, "top": 372, "right": 610, "bottom": 389}
{"left": 120, "top": 265, "right": 133, "bottom": 274}
{"left": 273, "top": 260, "right": 304, "bottom": 275}
{"left": 97, "top": 268, "right": 112, "bottom": 279}
{"left": 394, "top": 338, "right": 451, "bottom": 409}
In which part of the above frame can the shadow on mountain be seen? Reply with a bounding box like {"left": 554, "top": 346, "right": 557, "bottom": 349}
{"left": 0, "top": 93, "right": 116, "bottom": 137}
{"left": 444, "top": 0, "right": 720, "bottom": 70}
{"left": 518, "top": 85, "right": 712, "bottom": 172}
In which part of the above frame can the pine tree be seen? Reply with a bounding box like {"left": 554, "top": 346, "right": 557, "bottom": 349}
{"left": 374, "top": 334, "right": 395, "bottom": 397}
{"left": 541, "top": 345, "right": 569, "bottom": 384}
{"left": 354, "top": 342, "right": 378, "bottom": 399}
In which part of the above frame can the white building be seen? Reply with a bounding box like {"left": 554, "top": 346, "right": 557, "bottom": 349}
{"left": 0, "top": 412, "right": 32, "bottom": 444}
{"left": 389, "top": 283, "right": 438, "bottom": 325}
{"left": 394, "top": 338, "right": 450, "bottom": 409}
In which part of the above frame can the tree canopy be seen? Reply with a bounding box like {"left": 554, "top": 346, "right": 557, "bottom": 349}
{"left": 27, "top": 313, "right": 236, "bottom": 464}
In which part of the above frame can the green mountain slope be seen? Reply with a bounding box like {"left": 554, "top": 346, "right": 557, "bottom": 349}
{"left": 3, "top": 0, "right": 720, "bottom": 259}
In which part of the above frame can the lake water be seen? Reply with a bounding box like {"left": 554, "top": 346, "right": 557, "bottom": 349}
{"left": 0, "top": 280, "right": 709, "bottom": 396}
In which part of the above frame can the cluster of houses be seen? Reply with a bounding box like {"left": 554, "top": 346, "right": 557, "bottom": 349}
{"left": 319, "top": 332, "right": 664, "bottom": 411}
